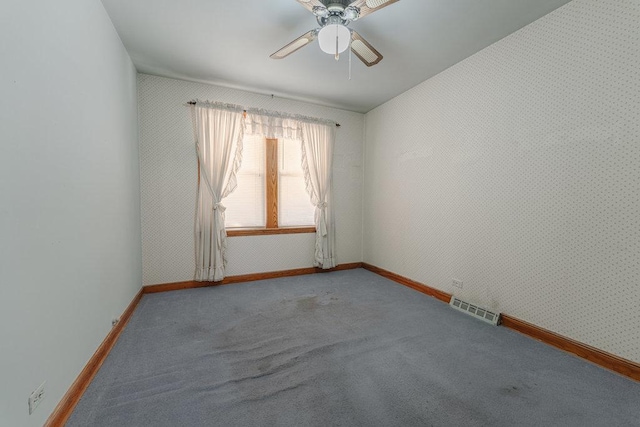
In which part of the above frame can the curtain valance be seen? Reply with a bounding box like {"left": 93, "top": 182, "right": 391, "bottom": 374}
{"left": 244, "top": 108, "right": 336, "bottom": 140}
{"left": 244, "top": 109, "right": 302, "bottom": 140}
{"left": 189, "top": 100, "right": 337, "bottom": 139}
{"left": 190, "top": 100, "right": 244, "bottom": 113}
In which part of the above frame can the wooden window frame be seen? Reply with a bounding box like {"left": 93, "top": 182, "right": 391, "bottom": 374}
{"left": 266, "top": 138, "right": 279, "bottom": 228}
{"left": 226, "top": 138, "right": 315, "bottom": 237}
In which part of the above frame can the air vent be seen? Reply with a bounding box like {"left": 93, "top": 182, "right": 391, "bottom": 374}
{"left": 450, "top": 297, "right": 500, "bottom": 326}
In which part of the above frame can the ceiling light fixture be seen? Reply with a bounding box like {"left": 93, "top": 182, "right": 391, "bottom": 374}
{"left": 271, "top": 0, "right": 400, "bottom": 68}
{"left": 317, "top": 24, "right": 350, "bottom": 60}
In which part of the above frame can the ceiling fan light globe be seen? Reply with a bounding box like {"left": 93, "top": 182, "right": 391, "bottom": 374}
{"left": 343, "top": 7, "right": 360, "bottom": 21}
{"left": 312, "top": 6, "right": 329, "bottom": 18}
{"left": 318, "top": 24, "right": 351, "bottom": 55}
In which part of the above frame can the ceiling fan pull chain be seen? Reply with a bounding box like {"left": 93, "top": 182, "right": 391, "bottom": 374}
{"left": 348, "top": 33, "right": 352, "bottom": 80}
{"left": 335, "top": 24, "right": 339, "bottom": 60}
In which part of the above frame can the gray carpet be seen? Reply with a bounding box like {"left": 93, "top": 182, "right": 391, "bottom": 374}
{"left": 68, "top": 269, "right": 640, "bottom": 426}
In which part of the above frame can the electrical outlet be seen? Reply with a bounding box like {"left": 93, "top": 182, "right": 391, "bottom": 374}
{"left": 452, "top": 279, "right": 463, "bottom": 289}
{"left": 28, "top": 381, "right": 45, "bottom": 415}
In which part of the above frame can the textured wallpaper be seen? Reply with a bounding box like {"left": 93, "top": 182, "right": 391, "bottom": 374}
{"left": 364, "top": 0, "right": 640, "bottom": 362}
{"left": 138, "top": 74, "right": 364, "bottom": 285}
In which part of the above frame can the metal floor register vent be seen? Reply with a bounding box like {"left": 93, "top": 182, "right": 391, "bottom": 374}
{"left": 449, "top": 297, "right": 501, "bottom": 326}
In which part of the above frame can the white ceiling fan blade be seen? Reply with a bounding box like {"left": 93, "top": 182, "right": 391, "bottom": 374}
{"left": 270, "top": 30, "right": 317, "bottom": 59}
{"left": 350, "top": 30, "right": 383, "bottom": 66}
{"left": 295, "top": 0, "right": 326, "bottom": 14}
{"left": 348, "top": 0, "right": 400, "bottom": 19}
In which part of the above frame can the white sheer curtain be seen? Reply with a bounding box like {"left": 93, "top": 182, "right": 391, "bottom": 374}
{"left": 192, "top": 102, "right": 244, "bottom": 282}
{"left": 301, "top": 121, "right": 336, "bottom": 269}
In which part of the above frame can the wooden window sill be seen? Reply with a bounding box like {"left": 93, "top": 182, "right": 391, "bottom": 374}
{"left": 226, "top": 227, "right": 316, "bottom": 237}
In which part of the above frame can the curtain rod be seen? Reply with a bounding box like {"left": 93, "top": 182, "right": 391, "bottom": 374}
{"left": 187, "top": 101, "right": 340, "bottom": 127}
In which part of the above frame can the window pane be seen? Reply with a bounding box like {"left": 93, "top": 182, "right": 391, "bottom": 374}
{"left": 278, "top": 139, "right": 315, "bottom": 227}
{"left": 224, "top": 134, "right": 265, "bottom": 228}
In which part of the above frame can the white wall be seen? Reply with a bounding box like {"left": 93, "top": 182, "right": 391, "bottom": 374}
{"left": 364, "top": 0, "right": 640, "bottom": 363}
{"left": 0, "top": 1, "right": 141, "bottom": 425}
{"left": 138, "top": 74, "right": 364, "bottom": 285}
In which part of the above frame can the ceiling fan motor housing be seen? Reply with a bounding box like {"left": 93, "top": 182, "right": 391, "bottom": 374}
{"left": 315, "top": 2, "right": 361, "bottom": 26}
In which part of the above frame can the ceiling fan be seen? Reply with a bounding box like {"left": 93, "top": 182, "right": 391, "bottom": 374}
{"left": 270, "top": 0, "right": 400, "bottom": 67}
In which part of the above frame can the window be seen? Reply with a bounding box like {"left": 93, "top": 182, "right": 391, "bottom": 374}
{"left": 223, "top": 134, "right": 265, "bottom": 228}
{"left": 278, "top": 138, "right": 315, "bottom": 227}
{"left": 224, "top": 135, "right": 315, "bottom": 235}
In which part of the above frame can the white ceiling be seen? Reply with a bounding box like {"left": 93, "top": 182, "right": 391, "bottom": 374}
{"left": 101, "top": 0, "right": 572, "bottom": 113}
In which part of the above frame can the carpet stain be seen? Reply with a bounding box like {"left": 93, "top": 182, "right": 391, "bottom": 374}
{"left": 181, "top": 322, "right": 211, "bottom": 336}
{"left": 296, "top": 295, "right": 319, "bottom": 311}
{"left": 500, "top": 385, "right": 520, "bottom": 395}
{"left": 257, "top": 360, "right": 272, "bottom": 372}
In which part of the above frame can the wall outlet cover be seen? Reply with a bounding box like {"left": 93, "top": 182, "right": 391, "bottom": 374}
{"left": 452, "top": 279, "right": 463, "bottom": 289}
{"left": 28, "top": 381, "right": 45, "bottom": 415}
